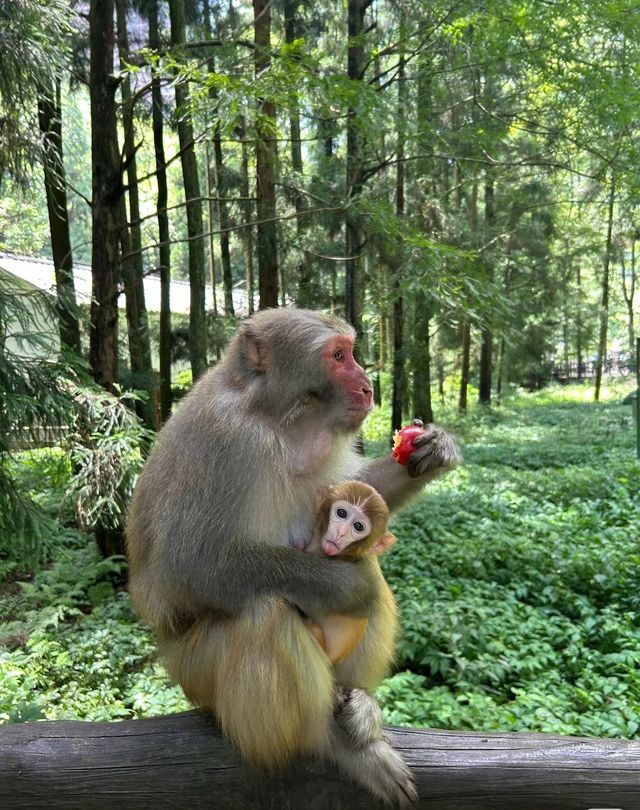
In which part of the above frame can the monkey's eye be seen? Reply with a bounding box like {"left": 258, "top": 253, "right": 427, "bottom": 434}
{"left": 353, "top": 521, "right": 366, "bottom": 533}
{"left": 337, "top": 507, "right": 348, "bottom": 519}
{"left": 333, "top": 349, "right": 343, "bottom": 361}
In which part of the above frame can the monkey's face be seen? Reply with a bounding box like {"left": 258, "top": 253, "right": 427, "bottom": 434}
{"left": 321, "top": 499, "right": 372, "bottom": 556}
{"left": 232, "top": 310, "right": 373, "bottom": 433}
{"left": 319, "top": 334, "right": 373, "bottom": 431}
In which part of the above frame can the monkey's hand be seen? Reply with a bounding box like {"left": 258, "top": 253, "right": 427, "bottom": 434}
{"left": 407, "top": 422, "right": 461, "bottom": 479}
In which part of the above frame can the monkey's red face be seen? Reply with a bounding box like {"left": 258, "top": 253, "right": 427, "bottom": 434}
{"left": 322, "top": 335, "right": 373, "bottom": 428}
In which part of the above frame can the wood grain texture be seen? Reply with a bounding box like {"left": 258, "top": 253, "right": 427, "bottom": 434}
{"left": 1, "top": 711, "right": 640, "bottom": 809}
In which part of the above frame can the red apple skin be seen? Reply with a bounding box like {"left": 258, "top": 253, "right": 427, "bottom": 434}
{"left": 391, "top": 425, "right": 426, "bottom": 465}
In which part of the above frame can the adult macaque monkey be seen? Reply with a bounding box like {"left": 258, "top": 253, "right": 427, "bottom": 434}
{"left": 294, "top": 480, "right": 398, "bottom": 669}
{"left": 127, "top": 309, "right": 460, "bottom": 807}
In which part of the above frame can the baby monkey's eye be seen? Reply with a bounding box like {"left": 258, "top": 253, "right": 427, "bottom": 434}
{"left": 333, "top": 349, "right": 343, "bottom": 361}
{"left": 353, "top": 521, "right": 365, "bottom": 533}
{"left": 337, "top": 507, "right": 348, "bottom": 519}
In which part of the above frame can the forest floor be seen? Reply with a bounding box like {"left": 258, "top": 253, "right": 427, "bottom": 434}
{"left": 1, "top": 382, "right": 639, "bottom": 737}
{"left": 378, "top": 381, "right": 640, "bottom": 736}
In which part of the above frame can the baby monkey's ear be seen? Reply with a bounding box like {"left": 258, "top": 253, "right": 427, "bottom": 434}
{"left": 368, "top": 531, "right": 396, "bottom": 556}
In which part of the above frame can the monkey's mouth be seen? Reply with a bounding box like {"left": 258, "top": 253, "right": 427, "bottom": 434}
{"left": 322, "top": 539, "right": 342, "bottom": 556}
{"left": 343, "top": 408, "right": 370, "bottom": 431}
{"left": 348, "top": 402, "right": 373, "bottom": 413}
{"left": 347, "top": 402, "right": 373, "bottom": 420}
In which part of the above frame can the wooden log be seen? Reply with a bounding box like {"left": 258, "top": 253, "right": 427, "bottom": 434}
{"left": 1, "top": 710, "right": 640, "bottom": 809}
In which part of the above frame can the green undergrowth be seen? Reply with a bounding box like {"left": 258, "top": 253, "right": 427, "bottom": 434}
{"left": 0, "top": 535, "right": 187, "bottom": 722}
{"left": 377, "top": 384, "right": 640, "bottom": 737}
{"left": 1, "top": 383, "right": 638, "bottom": 735}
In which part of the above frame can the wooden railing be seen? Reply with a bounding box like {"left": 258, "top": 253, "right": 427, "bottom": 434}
{"left": 2, "top": 711, "right": 640, "bottom": 809}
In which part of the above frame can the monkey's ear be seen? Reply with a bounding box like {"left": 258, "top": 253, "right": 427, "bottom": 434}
{"left": 369, "top": 531, "right": 396, "bottom": 555}
{"left": 241, "top": 326, "right": 270, "bottom": 373}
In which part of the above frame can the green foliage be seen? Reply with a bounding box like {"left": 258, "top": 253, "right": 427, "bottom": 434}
{"left": 0, "top": 279, "right": 79, "bottom": 562}
{"left": 0, "top": 274, "right": 149, "bottom": 557}
{"left": 0, "top": 181, "right": 50, "bottom": 254}
{"left": 63, "top": 386, "right": 150, "bottom": 533}
{"left": 171, "top": 368, "right": 193, "bottom": 401}
{"left": 376, "top": 389, "right": 640, "bottom": 738}
{"left": 0, "top": 0, "right": 74, "bottom": 179}
{"left": 0, "top": 532, "right": 188, "bottom": 722}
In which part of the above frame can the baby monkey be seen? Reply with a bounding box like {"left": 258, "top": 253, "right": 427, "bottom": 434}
{"left": 292, "top": 481, "right": 397, "bottom": 664}
{"left": 311, "top": 480, "right": 396, "bottom": 559}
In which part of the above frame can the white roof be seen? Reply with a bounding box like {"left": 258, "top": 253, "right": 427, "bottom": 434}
{"left": 0, "top": 252, "right": 248, "bottom": 315}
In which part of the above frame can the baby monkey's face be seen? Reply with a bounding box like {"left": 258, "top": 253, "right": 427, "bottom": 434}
{"left": 321, "top": 500, "right": 372, "bottom": 556}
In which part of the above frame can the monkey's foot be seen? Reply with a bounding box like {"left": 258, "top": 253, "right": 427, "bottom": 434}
{"left": 334, "top": 687, "right": 383, "bottom": 748}
{"left": 329, "top": 719, "right": 418, "bottom": 806}
{"left": 369, "top": 738, "right": 418, "bottom": 807}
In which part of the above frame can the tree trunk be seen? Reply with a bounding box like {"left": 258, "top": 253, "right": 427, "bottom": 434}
{"left": 202, "top": 18, "right": 234, "bottom": 318}
{"left": 37, "top": 77, "right": 81, "bottom": 355}
{"left": 478, "top": 172, "right": 494, "bottom": 406}
{"left": 284, "top": 0, "right": 313, "bottom": 309}
{"left": 459, "top": 175, "right": 478, "bottom": 413}
{"left": 594, "top": 176, "right": 615, "bottom": 401}
{"left": 576, "top": 263, "right": 583, "bottom": 381}
{"left": 169, "top": 0, "right": 208, "bottom": 380}
{"left": 279, "top": 255, "right": 287, "bottom": 308}
{"left": 239, "top": 124, "right": 255, "bottom": 315}
{"left": 253, "top": 0, "right": 278, "bottom": 310}
{"left": 345, "top": 0, "right": 372, "bottom": 352}
{"left": 478, "top": 331, "right": 493, "bottom": 404}
{"left": 391, "top": 49, "right": 406, "bottom": 432}
{"left": 88, "top": 0, "right": 126, "bottom": 557}
{"left": 201, "top": 0, "right": 218, "bottom": 320}
{"left": 116, "top": 0, "right": 155, "bottom": 429}
{"left": 391, "top": 284, "right": 405, "bottom": 431}
{"left": 149, "top": 0, "right": 172, "bottom": 423}
{"left": 212, "top": 129, "right": 234, "bottom": 316}
{"left": 437, "top": 355, "right": 445, "bottom": 403}
{"left": 495, "top": 336, "right": 505, "bottom": 401}
{"left": 562, "top": 296, "right": 570, "bottom": 378}
{"left": 621, "top": 236, "right": 636, "bottom": 356}
{"left": 454, "top": 161, "right": 463, "bottom": 210}
{"left": 459, "top": 321, "right": 471, "bottom": 413}
{"left": 411, "top": 47, "right": 433, "bottom": 424}
{"left": 378, "top": 288, "right": 386, "bottom": 367}
{"left": 89, "top": 0, "right": 120, "bottom": 393}
{"left": 561, "top": 246, "right": 570, "bottom": 378}
{"left": 412, "top": 294, "right": 433, "bottom": 423}
{"left": 204, "top": 141, "right": 219, "bottom": 318}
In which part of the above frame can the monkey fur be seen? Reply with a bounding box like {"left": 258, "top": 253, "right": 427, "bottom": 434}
{"left": 127, "top": 308, "right": 460, "bottom": 806}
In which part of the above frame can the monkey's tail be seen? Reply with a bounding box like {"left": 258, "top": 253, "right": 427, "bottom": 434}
{"left": 161, "top": 598, "right": 334, "bottom": 771}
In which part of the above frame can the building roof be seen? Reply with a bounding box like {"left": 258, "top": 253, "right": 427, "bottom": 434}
{"left": 0, "top": 252, "right": 248, "bottom": 315}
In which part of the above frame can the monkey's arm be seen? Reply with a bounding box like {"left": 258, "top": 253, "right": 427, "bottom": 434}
{"left": 357, "top": 425, "right": 461, "bottom": 512}
{"left": 167, "top": 540, "right": 379, "bottom": 620}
